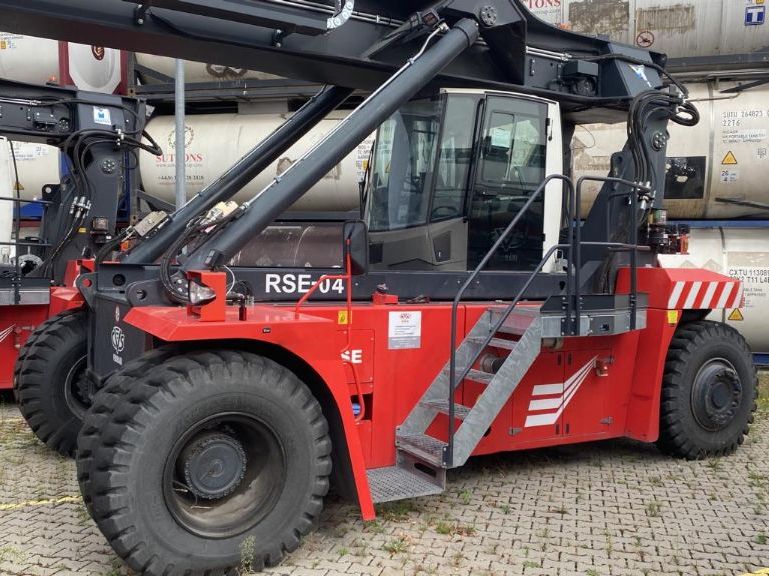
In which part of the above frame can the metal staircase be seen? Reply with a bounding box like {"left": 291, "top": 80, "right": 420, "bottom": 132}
{"left": 367, "top": 174, "right": 650, "bottom": 503}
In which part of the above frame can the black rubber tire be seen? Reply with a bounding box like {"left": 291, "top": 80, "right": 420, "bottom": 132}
{"left": 13, "top": 309, "right": 89, "bottom": 457}
{"left": 76, "top": 347, "right": 180, "bottom": 517}
{"left": 76, "top": 349, "right": 331, "bottom": 576}
{"left": 657, "top": 320, "right": 757, "bottom": 460}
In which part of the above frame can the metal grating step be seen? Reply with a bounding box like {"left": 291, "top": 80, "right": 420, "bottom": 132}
{"left": 490, "top": 308, "right": 538, "bottom": 336}
{"left": 468, "top": 336, "right": 518, "bottom": 351}
{"left": 421, "top": 399, "right": 471, "bottom": 420}
{"left": 367, "top": 465, "right": 445, "bottom": 503}
{"left": 488, "top": 337, "right": 518, "bottom": 351}
{"left": 465, "top": 368, "right": 494, "bottom": 385}
{"left": 440, "top": 367, "right": 495, "bottom": 385}
{"left": 397, "top": 433, "right": 447, "bottom": 467}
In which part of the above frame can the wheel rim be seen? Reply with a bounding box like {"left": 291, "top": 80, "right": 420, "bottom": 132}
{"left": 63, "top": 355, "right": 92, "bottom": 419}
{"left": 164, "top": 412, "right": 287, "bottom": 539}
{"left": 690, "top": 358, "right": 743, "bottom": 432}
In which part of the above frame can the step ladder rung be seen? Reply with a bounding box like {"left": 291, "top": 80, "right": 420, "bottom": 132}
{"left": 468, "top": 336, "right": 518, "bottom": 351}
{"left": 488, "top": 337, "right": 517, "bottom": 351}
{"left": 397, "top": 433, "right": 447, "bottom": 467}
{"left": 490, "top": 308, "right": 538, "bottom": 336}
{"left": 421, "top": 400, "right": 471, "bottom": 420}
{"left": 367, "top": 465, "right": 444, "bottom": 503}
{"left": 442, "top": 367, "right": 495, "bottom": 385}
{"left": 465, "top": 368, "right": 494, "bottom": 385}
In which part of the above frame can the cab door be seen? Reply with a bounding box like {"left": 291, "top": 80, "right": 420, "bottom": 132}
{"left": 467, "top": 96, "right": 549, "bottom": 271}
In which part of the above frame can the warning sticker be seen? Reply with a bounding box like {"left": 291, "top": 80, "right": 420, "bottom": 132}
{"left": 337, "top": 310, "right": 349, "bottom": 325}
{"left": 388, "top": 311, "right": 422, "bottom": 350}
{"left": 666, "top": 310, "right": 680, "bottom": 325}
{"left": 721, "top": 151, "right": 738, "bottom": 165}
{"left": 728, "top": 309, "right": 745, "bottom": 322}
{"left": 727, "top": 265, "right": 769, "bottom": 319}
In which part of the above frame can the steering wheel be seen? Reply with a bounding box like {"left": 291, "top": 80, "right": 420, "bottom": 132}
{"left": 431, "top": 205, "right": 461, "bottom": 220}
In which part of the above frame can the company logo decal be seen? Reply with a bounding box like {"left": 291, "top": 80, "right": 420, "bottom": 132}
{"left": 524, "top": 357, "right": 597, "bottom": 428}
{"left": 91, "top": 46, "right": 105, "bottom": 61}
{"left": 111, "top": 326, "right": 125, "bottom": 354}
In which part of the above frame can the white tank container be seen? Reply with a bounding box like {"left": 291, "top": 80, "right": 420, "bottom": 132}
{"left": 0, "top": 138, "right": 13, "bottom": 258}
{"left": 0, "top": 33, "right": 122, "bottom": 93}
{"left": 573, "top": 80, "right": 769, "bottom": 219}
{"left": 141, "top": 111, "right": 371, "bottom": 211}
{"left": 0, "top": 143, "right": 60, "bottom": 203}
{"left": 136, "top": 54, "right": 279, "bottom": 84}
{"left": 524, "top": 0, "right": 769, "bottom": 58}
{"left": 660, "top": 228, "right": 769, "bottom": 354}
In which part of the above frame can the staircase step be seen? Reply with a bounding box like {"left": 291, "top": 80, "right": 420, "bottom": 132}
{"left": 490, "top": 308, "right": 539, "bottom": 336}
{"left": 468, "top": 336, "right": 518, "bottom": 351}
{"left": 465, "top": 368, "right": 494, "bottom": 385}
{"left": 367, "top": 465, "right": 445, "bottom": 503}
{"left": 397, "top": 433, "right": 447, "bottom": 467}
{"left": 488, "top": 337, "right": 517, "bottom": 351}
{"left": 421, "top": 400, "right": 471, "bottom": 420}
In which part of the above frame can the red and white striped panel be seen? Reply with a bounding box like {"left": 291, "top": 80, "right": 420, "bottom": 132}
{"left": 667, "top": 279, "right": 743, "bottom": 310}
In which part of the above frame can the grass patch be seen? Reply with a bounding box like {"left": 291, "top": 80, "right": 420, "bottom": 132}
{"left": 433, "top": 520, "right": 475, "bottom": 536}
{"left": 377, "top": 499, "right": 417, "bottom": 522}
{"left": 645, "top": 501, "right": 661, "bottom": 517}
{"left": 383, "top": 536, "right": 409, "bottom": 555}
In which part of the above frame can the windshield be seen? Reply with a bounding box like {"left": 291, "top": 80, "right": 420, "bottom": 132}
{"left": 365, "top": 98, "right": 443, "bottom": 232}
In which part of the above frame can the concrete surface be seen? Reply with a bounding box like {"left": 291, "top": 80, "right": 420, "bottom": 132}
{"left": 1, "top": 374, "right": 769, "bottom": 576}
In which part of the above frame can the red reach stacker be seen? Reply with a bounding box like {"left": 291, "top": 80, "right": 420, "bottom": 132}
{"left": 3, "top": 1, "right": 755, "bottom": 574}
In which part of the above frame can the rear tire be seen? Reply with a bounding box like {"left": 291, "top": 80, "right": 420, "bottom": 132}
{"left": 76, "top": 349, "right": 331, "bottom": 575}
{"left": 657, "top": 321, "right": 756, "bottom": 460}
{"left": 14, "top": 309, "right": 90, "bottom": 457}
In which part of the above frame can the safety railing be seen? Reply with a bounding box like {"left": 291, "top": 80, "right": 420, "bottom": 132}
{"left": 444, "top": 173, "right": 649, "bottom": 466}
{"left": 0, "top": 195, "right": 51, "bottom": 304}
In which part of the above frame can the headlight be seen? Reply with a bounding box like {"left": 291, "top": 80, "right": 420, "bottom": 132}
{"left": 188, "top": 279, "right": 217, "bottom": 306}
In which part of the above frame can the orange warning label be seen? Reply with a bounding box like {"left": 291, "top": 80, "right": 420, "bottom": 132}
{"left": 722, "top": 151, "right": 738, "bottom": 165}
{"left": 728, "top": 308, "right": 744, "bottom": 322}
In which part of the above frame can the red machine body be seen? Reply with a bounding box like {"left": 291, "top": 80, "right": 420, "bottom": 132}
{"left": 0, "top": 259, "right": 87, "bottom": 389}
{"left": 125, "top": 265, "right": 742, "bottom": 519}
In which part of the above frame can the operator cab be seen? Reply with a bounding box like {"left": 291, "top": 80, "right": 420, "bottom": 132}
{"left": 363, "top": 89, "right": 563, "bottom": 272}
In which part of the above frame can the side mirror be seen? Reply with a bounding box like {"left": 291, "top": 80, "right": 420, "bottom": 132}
{"left": 343, "top": 220, "right": 369, "bottom": 276}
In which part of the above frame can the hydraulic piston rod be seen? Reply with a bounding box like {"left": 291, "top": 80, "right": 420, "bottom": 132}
{"left": 180, "top": 18, "right": 480, "bottom": 274}
{"left": 124, "top": 84, "right": 353, "bottom": 264}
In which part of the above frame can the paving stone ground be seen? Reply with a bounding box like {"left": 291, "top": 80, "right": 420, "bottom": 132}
{"left": 1, "top": 375, "right": 769, "bottom": 576}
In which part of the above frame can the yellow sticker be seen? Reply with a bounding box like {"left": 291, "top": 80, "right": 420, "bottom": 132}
{"left": 78, "top": 228, "right": 88, "bottom": 234}
{"left": 740, "top": 570, "right": 769, "bottom": 576}
{"left": 722, "top": 151, "right": 738, "bottom": 165}
{"left": 666, "top": 310, "right": 680, "bottom": 325}
{"left": 757, "top": 0, "right": 765, "bottom": 5}
{"left": 728, "top": 308, "right": 744, "bottom": 322}
{"left": 338, "top": 310, "right": 349, "bottom": 325}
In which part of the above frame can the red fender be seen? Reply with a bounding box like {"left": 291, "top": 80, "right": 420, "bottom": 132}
{"left": 616, "top": 267, "right": 743, "bottom": 441}
{"left": 126, "top": 304, "right": 375, "bottom": 520}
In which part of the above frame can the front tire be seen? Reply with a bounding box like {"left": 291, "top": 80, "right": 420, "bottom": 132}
{"left": 657, "top": 321, "right": 757, "bottom": 459}
{"left": 76, "top": 349, "right": 331, "bottom": 575}
{"left": 14, "top": 309, "right": 91, "bottom": 457}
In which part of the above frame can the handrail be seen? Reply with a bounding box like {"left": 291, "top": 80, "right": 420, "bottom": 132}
{"left": 446, "top": 174, "right": 575, "bottom": 465}
{"left": 575, "top": 176, "right": 652, "bottom": 330}
{"left": 444, "top": 171, "right": 651, "bottom": 466}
